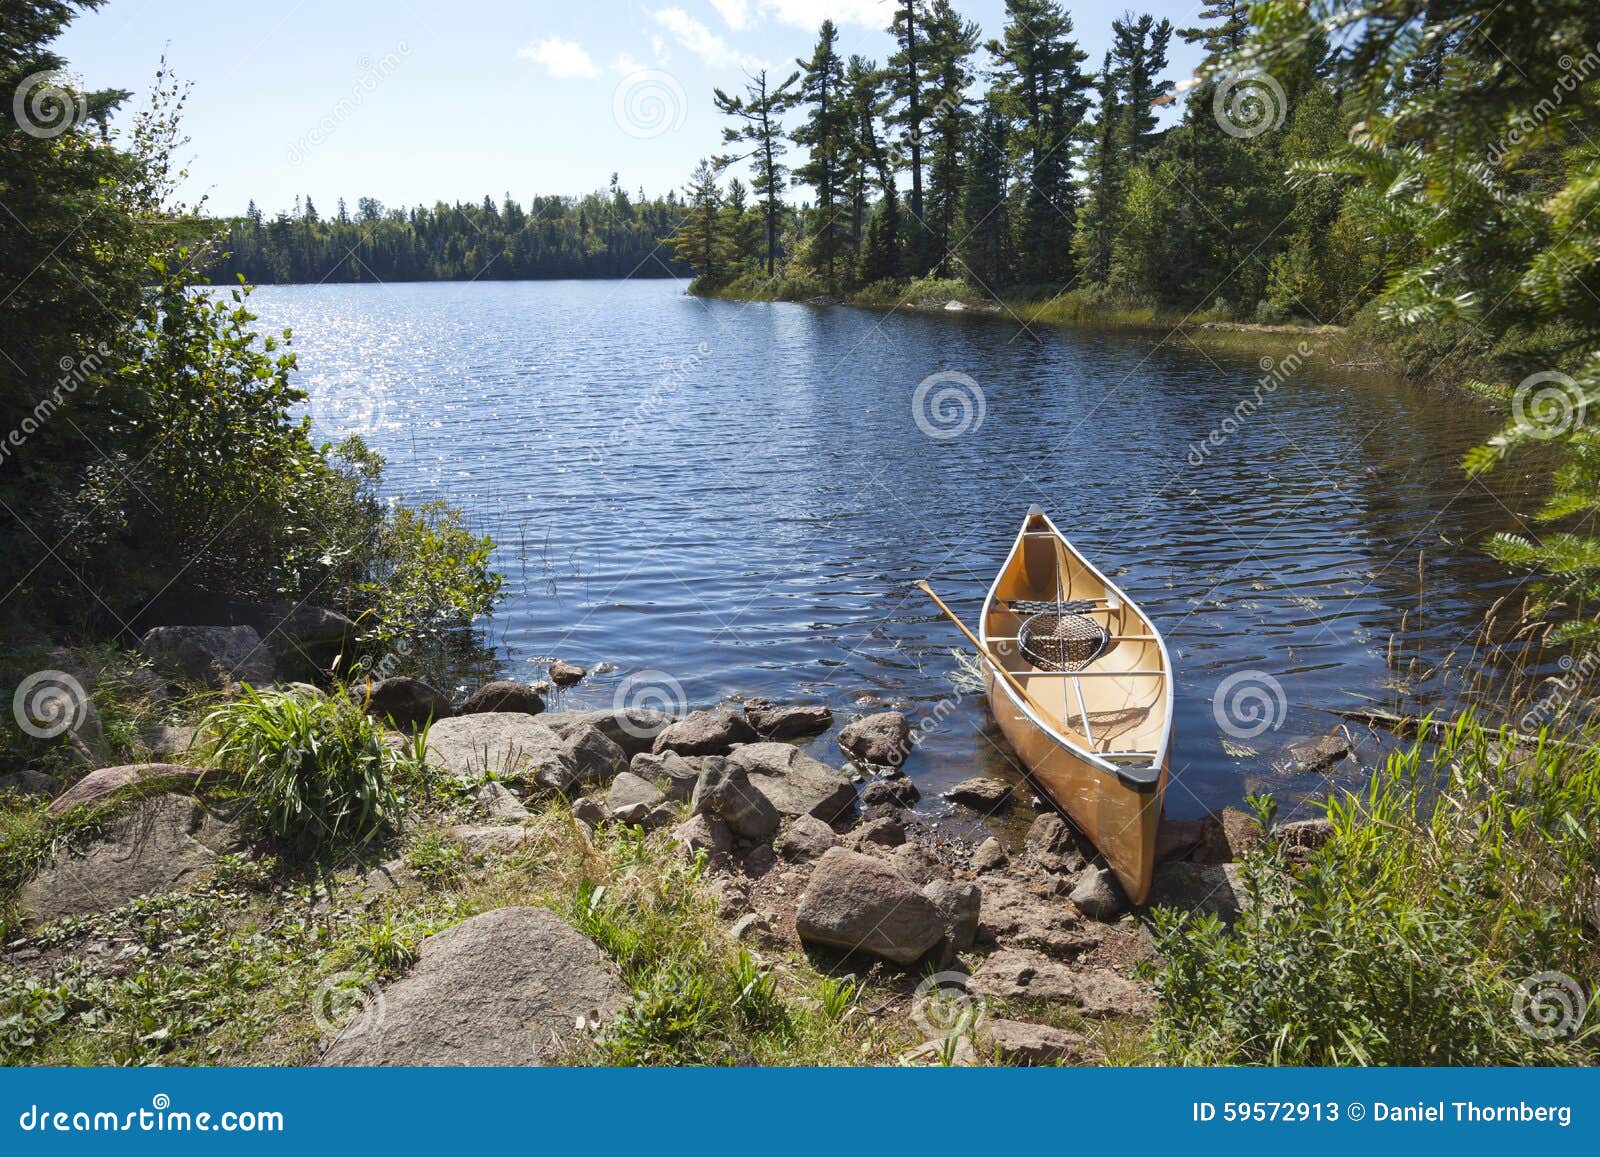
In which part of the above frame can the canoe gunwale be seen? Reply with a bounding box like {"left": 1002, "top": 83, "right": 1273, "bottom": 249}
{"left": 979, "top": 510, "right": 1174, "bottom": 795}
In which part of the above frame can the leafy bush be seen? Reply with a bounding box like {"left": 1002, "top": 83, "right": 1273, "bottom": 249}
{"left": 1147, "top": 713, "right": 1600, "bottom": 1065}
{"left": 202, "top": 687, "right": 424, "bottom": 857}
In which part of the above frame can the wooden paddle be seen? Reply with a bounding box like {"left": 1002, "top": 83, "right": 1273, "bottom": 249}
{"left": 915, "top": 580, "right": 1038, "bottom": 708}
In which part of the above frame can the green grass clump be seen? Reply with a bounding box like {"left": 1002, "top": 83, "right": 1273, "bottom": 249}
{"left": 1147, "top": 712, "right": 1600, "bottom": 1065}
{"left": 203, "top": 686, "right": 426, "bottom": 858}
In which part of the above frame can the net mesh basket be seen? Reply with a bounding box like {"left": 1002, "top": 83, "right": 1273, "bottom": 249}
{"left": 1019, "top": 611, "right": 1109, "bottom": 672}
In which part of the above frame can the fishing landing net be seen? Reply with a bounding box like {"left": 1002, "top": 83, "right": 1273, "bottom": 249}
{"left": 1012, "top": 599, "right": 1109, "bottom": 673}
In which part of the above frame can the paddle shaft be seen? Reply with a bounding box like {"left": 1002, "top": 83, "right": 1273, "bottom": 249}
{"left": 915, "top": 580, "right": 1040, "bottom": 708}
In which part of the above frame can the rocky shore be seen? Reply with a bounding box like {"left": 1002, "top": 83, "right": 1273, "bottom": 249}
{"left": 1, "top": 621, "right": 1334, "bottom": 1067}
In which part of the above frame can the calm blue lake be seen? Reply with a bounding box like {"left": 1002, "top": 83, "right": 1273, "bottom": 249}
{"left": 245, "top": 279, "right": 1528, "bottom": 817}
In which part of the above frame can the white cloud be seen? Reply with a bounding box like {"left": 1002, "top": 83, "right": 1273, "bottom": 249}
{"left": 758, "top": 0, "right": 885, "bottom": 29}
{"left": 652, "top": 8, "right": 763, "bottom": 70}
{"left": 613, "top": 52, "right": 644, "bottom": 75}
{"left": 711, "top": 0, "right": 751, "bottom": 30}
{"left": 517, "top": 36, "right": 600, "bottom": 79}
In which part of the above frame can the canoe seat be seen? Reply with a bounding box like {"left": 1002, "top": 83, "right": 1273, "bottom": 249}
{"left": 1019, "top": 610, "right": 1109, "bottom": 673}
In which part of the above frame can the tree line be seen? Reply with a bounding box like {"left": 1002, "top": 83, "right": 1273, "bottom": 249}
{"left": 671, "top": 0, "right": 1366, "bottom": 326}
{"left": 202, "top": 177, "right": 691, "bottom": 283}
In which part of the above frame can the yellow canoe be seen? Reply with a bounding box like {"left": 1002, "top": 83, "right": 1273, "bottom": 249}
{"left": 979, "top": 506, "right": 1172, "bottom": 904}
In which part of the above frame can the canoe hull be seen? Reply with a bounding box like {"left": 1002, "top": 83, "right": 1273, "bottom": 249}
{"left": 985, "top": 667, "right": 1166, "bottom": 903}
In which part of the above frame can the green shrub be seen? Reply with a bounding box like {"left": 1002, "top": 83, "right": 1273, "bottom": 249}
{"left": 1147, "top": 712, "right": 1600, "bottom": 1065}
{"left": 202, "top": 687, "right": 423, "bottom": 857}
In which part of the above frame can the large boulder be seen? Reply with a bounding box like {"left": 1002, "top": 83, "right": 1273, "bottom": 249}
{"left": 652, "top": 709, "right": 756, "bottom": 757}
{"left": 424, "top": 715, "right": 575, "bottom": 793}
{"left": 321, "top": 908, "right": 626, "bottom": 1066}
{"left": 743, "top": 698, "right": 833, "bottom": 739}
{"left": 49, "top": 763, "right": 222, "bottom": 815}
{"left": 537, "top": 709, "right": 675, "bottom": 758}
{"left": 359, "top": 676, "right": 453, "bottom": 730}
{"left": 20, "top": 794, "right": 237, "bottom": 921}
{"left": 837, "top": 711, "right": 912, "bottom": 767}
{"left": 457, "top": 681, "right": 545, "bottom": 717}
{"left": 794, "top": 847, "right": 944, "bottom": 965}
{"left": 728, "top": 742, "right": 856, "bottom": 823}
{"left": 689, "top": 757, "right": 780, "bottom": 841}
{"left": 562, "top": 724, "right": 628, "bottom": 787}
{"left": 140, "top": 625, "right": 275, "bottom": 688}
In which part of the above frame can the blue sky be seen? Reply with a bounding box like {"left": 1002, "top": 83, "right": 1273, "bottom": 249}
{"left": 57, "top": 0, "right": 1209, "bottom": 216}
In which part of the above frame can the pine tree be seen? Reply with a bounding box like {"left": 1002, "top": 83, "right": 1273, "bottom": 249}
{"left": 840, "top": 55, "right": 885, "bottom": 255}
{"left": 793, "top": 21, "right": 850, "bottom": 287}
{"left": 987, "top": 0, "right": 1091, "bottom": 285}
{"left": 1112, "top": 13, "right": 1173, "bottom": 166}
{"left": 886, "top": 0, "right": 935, "bottom": 273}
{"left": 922, "top": 0, "right": 980, "bottom": 275}
{"left": 957, "top": 101, "right": 1010, "bottom": 288}
{"left": 669, "top": 159, "right": 728, "bottom": 285}
{"left": 714, "top": 70, "right": 800, "bottom": 277}
{"left": 1074, "top": 51, "right": 1124, "bottom": 285}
